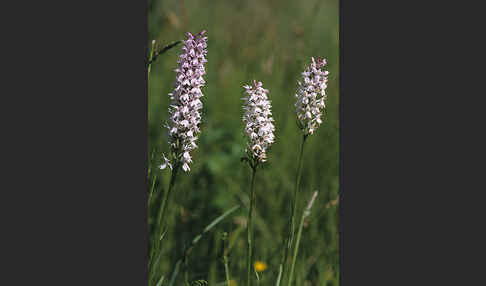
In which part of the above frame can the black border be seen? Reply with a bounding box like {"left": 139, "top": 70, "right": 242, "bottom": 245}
{"left": 5, "top": 0, "right": 149, "bottom": 284}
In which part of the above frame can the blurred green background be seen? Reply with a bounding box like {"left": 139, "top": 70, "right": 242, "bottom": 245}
{"left": 148, "top": 0, "right": 339, "bottom": 285}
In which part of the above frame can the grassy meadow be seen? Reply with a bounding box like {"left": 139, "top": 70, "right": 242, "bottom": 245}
{"left": 148, "top": 0, "right": 339, "bottom": 285}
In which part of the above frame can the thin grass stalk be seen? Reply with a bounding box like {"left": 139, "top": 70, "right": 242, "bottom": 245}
{"left": 148, "top": 149, "right": 155, "bottom": 178}
{"left": 287, "top": 208, "right": 306, "bottom": 286}
{"left": 167, "top": 205, "right": 241, "bottom": 286}
{"left": 275, "top": 264, "right": 283, "bottom": 286}
{"left": 184, "top": 257, "right": 189, "bottom": 286}
{"left": 281, "top": 134, "right": 307, "bottom": 283}
{"left": 291, "top": 134, "right": 307, "bottom": 243}
{"left": 149, "top": 162, "right": 180, "bottom": 283}
{"left": 148, "top": 40, "right": 156, "bottom": 81}
{"left": 287, "top": 192, "right": 318, "bottom": 286}
{"left": 247, "top": 165, "right": 257, "bottom": 286}
{"left": 155, "top": 276, "right": 165, "bottom": 286}
{"left": 275, "top": 235, "right": 287, "bottom": 286}
{"left": 147, "top": 41, "right": 182, "bottom": 67}
{"left": 223, "top": 256, "right": 231, "bottom": 286}
{"left": 148, "top": 174, "right": 157, "bottom": 205}
{"left": 156, "top": 162, "right": 179, "bottom": 240}
{"left": 223, "top": 232, "right": 231, "bottom": 286}
{"left": 168, "top": 260, "right": 182, "bottom": 286}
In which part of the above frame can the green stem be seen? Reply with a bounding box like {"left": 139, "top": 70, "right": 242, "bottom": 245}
{"left": 168, "top": 205, "right": 240, "bottom": 286}
{"left": 282, "top": 135, "right": 307, "bottom": 283}
{"left": 275, "top": 264, "right": 283, "bottom": 286}
{"left": 149, "top": 163, "right": 179, "bottom": 284}
{"left": 224, "top": 258, "right": 231, "bottom": 286}
{"left": 148, "top": 40, "right": 156, "bottom": 82}
{"left": 147, "top": 41, "right": 182, "bottom": 67}
{"left": 247, "top": 165, "right": 257, "bottom": 286}
{"left": 287, "top": 211, "right": 306, "bottom": 286}
{"left": 292, "top": 135, "right": 307, "bottom": 239}
{"left": 287, "top": 192, "right": 318, "bottom": 286}
{"left": 223, "top": 234, "right": 231, "bottom": 286}
{"left": 184, "top": 257, "right": 189, "bottom": 286}
{"left": 148, "top": 174, "right": 157, "bottom": 205}
{"left": 157, "top": 163, "right": 179, "bottom": 242}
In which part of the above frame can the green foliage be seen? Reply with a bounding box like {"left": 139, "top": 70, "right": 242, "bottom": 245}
{"left": 191, "top": 280, "right": 208, "bottom": 286}
{"left": 148, "top": 0, "right": 339, "bottom": 285}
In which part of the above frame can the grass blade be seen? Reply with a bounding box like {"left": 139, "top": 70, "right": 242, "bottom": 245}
{"left": 287, "top": 191, "right": 318, "bottom": 286}
{"left": 147, "top": 40, "right": 182, "bottom": 67}
{"left": 155, "top": 276, "right": 165, "bottom": 286}
{"left": 168, "top": 204, "right": 241, "bottom": 285}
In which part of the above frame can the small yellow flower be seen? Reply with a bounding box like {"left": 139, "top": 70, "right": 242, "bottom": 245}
{"left": 229, "top": 279, "right": 237, "bottom": 286}
{"left": 254, "top": 261, "right": 268, "bottom": 272}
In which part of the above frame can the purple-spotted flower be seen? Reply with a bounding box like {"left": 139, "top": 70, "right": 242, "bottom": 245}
{"left": 295, "top": 57, "right": 329, "bottom": 135}
{"left": 242, "top": 80, "right": 275, "bottom": 164}
{"left": 160, "top": 30, "right": 207, "bottom": 172}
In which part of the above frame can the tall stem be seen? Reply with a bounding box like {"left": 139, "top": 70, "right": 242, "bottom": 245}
{"left": 287, "top": 192, "right": 318, "bottom": 286}
{"left": 149, "top": 163, "right": 179, "bottom": 282}
{"left": 292, "top": 135, "right": 307, "bottom": 237}
{"left": 223, "top": 233, "right": 231, "bottom": 286}
{"left": 224, "top": 258, "right": 231, "bottom": 286}
{"left": 157, "top": 163, "right": 179, "bottom": 241}
{"left": 148, "top": 40, "right": 156, "bottom": 83}
{"left": 247, "top": 165, "right": 257, "bottom": 286}
{"left": 287, "top": 209, "right": 306, "bottom": 286}
{"left": 282, "top": 135, "right": 307, "bottom": 282}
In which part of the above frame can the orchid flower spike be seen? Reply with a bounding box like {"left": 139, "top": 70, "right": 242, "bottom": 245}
{"left": 295, "top": 57, "right": 329, "bottom": 136}
{"left": 242, "top": 80, "right": 275, "bottom": 165}
{"left": 160, "top": 30, "right": 208, "bottom": 172}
